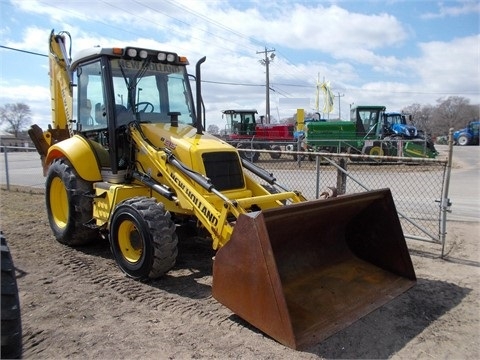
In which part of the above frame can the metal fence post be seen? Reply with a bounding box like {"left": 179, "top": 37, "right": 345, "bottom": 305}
{"left": 336, "top": 158, "right": 347, "bottom": 195}
{"left": 315, "top": 154, "right": 320, "bottom": 199}
{"left": 440, "top": 128, "right": 454, "bottom": 258}
{"left": 3, "top": 146, "right": 10, "bottom": 191}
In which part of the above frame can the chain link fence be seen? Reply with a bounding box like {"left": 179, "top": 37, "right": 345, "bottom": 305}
{"left": 0, "top": 146, "right": 45, "bottom": 189}
{"left": 237, "top": 141, "right": 451, "bottom": 253}
{"left": 1, "top": 143, "right": 452, "bottom": 255}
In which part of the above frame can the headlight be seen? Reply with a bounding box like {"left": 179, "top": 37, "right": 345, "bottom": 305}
{"left": 127, "top": 48, "right": 137, "bottom": 57}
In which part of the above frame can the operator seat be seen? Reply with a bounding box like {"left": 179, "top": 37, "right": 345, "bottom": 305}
{"left": 115, "top": 104, "right": 127, "bottom": 113}
{"left": 115, "top": 104, "right": 134, "bottom": 127}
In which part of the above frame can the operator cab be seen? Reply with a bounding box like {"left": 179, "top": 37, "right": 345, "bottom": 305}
{"left": 71, "top": 46, "right": 196, "bottom": 173}
{"left": 350, "top": 106, "right": 386, "bottom": 137}
{"left": 222, "top": 109, "right": 258, "bottom": 136}
{"left": 384, "top": 112, "right": 417, "bottom": 138}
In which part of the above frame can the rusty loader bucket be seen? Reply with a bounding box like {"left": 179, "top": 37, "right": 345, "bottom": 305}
{"left": 212, "top": 189, "right": 416, "bottom": 350}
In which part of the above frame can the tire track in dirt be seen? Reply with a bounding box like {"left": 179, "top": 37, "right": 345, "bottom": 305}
{"left": 2, "top": 192, "right": 278, "bottom": 359}
{"left": 50, "top": 237, "right": 241, "bottom": 334}
{"left": 22, "top": 238, "right": 254, "bottom": 358}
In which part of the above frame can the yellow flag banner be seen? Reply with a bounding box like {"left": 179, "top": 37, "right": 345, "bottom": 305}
{"left": 321, "top": 81, "right": 334, "bottom": 113}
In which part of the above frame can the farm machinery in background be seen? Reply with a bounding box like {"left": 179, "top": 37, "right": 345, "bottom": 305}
{"left": 453, "top": 120, "right": 480, "bottom": 146}
{"left": 27, "top": 30, "right": 417, "bottom": 350}
{"left": 220, "top": 109, "right": 304, "bottom": 161}
{"left": 304, "top": 105, "right": 438, "bottom": 158}
{"left": 221, "top": 107, "right": 437, "bottom": 162}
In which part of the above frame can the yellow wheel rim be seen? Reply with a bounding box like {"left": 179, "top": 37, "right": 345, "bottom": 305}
{"left": 50, "top": 177, "right": 69, "bottom": 229}
{"left": 370, "top": 146, "right": 384, "bottom": 156}
{"left": 117, "top": 220, "right": 143, "bottom": 263}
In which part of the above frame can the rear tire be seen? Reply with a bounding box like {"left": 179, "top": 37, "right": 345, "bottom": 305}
{"left": 236, "top": 143, "right": 260, "bottom": 162}
{"left": 109, "top": 197, "right": 178, "bottom": 280}
{"left": 269, "top": 145, "right": 281, "bottom": 159}
{"left": 367, "top": 145, "right": 385, "bottom": 156}
{"left": 45, "top": 158, "right": 98, "bottom": 245}
{"left": 1, "top": 233, "right": 22, "bottom": 359}
{"left": 292, "top": 147, "right": 306, "bottom": 161}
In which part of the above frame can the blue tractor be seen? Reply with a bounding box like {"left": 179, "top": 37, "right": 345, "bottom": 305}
{"left": 383, "top": 112, "right": 438, "bottom": 155}
{"left": 453, "top": 120, "right": 480, "bottom": 146}
{"left": 384, "top": 112, "right": 418, "bottom": 138}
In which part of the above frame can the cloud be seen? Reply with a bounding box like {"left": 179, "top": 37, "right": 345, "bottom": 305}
{"left": 263, "top": 5, "right": 408, "bottom": 52}
{"left": 1, "top": 0, "right": 478, "bottom": 127}
{"left": 0, "top": 83, "right": 51, "bottom": 130}
{"left": 414, "top": 35, "right": 480, "bottom": 95}
{"left": 421, "top": 0, "right": 480, "bottom": 19}
{"left": 3, "top": 26, "right": 50, "bottom": 53}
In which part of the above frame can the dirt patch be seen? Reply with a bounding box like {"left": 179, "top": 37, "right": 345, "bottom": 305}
{"left": 0, "top": 187, "right": 479, "bottom": 359}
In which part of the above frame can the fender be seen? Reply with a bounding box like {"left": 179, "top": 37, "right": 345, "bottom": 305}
{"left": 46, "top": 135, "right": 103, "bottom": 181}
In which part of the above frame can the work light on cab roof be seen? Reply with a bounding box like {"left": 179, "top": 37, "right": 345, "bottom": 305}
{"left": 120, "top": 46, "right": 188, "bottom": 65}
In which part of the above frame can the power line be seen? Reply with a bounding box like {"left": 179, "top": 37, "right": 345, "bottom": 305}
{"left": 141, "top": 0, "right": 304, "bottom": 81}
{"left": 160, "top": 0, "right": 262, "bottom": 52}
{"left": 201, "top": 79, "right": 263, "bottom": 87}
{"left": 0, "top": 45, "right": 47, "bottom": 57}
{"left": 1, "top": 45, "right": 477, "bottom": 96}
{"left": 102, "top": 0, "right": 258, "bottom": 59}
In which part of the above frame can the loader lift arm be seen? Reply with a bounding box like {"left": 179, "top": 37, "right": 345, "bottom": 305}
{"left": 128, "top": 124, "right": 305, "bottom": 249}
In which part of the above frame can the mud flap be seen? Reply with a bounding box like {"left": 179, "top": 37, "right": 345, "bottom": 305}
{"left": 212, "top": 189, "right": 416, "bottom": 350}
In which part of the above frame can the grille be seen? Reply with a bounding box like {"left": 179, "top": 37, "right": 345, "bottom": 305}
{"left": 202, "top": 152, "right": 244, "bottom": 191}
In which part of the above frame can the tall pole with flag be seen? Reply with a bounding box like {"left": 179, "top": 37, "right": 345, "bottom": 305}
{"left": 320, "top": 80, "right": 334, "bottom": 119}
{"left": 315, "top": 73, "right": 321, "bottom": 114}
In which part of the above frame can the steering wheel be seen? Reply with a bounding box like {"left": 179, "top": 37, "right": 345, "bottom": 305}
{"left": 134, "top": 102, "right": 154, "bottom": 113}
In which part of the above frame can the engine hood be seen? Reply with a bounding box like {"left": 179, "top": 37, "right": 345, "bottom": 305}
{"left": 453, "top": 128, "right": 466, "bottom": 138}
{"left": 392, "top": 123, "right": 417, "bottom": 137}
{"left": 137, "top": 122, "right": 236, "bottom": 165}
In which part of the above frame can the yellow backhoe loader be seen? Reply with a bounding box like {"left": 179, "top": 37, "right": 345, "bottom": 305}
{"left": 28, "top": 30, "right": 416, "bottom": 350}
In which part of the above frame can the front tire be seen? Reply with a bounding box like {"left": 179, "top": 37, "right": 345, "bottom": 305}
{"left": 109, "top": 197, "right": 178, "bottom": 280}
{"left": 457, "top": 135, "right": 469, "bottom": 146}
{"left": 45, "top": 158, "right": 98, "bottom": 246}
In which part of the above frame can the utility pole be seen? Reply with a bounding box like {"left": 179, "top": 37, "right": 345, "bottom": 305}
{"left": 336, "top": 92, "right": 345, "bottom": 119}
{"left": 257, "top": 47, "right": 275, "bottom": 124}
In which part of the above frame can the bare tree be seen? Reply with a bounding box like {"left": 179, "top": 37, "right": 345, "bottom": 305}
{"left": 0, "top": 103, "right": 32, "bottom": 137}
{"left": 402, "top": 97, "right": 479, "bottom": 137}
{"left": 207, "top": 124, "right": 220, "bottom": 135}
{"left": 402, "top": 103, "right": 435, "bottom": 135}
{"left": 401, "top": 103, "right": 422, "bottom": 121}
{"left": 432, "top": 96, "right": 475, "bottom": 136}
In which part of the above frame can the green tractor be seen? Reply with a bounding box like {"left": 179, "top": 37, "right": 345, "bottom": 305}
{"left": 304, "top": 105, "right": 437, "bottom": 158}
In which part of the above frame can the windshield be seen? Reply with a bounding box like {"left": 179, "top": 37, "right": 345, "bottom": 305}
{"left": 357, "top": 109, "right": 379, "bottom": 131}
{"left": 386, "top": 114, "right": 404, "bottom": 126}
{"left": 110, "top": 58, "right": 195, "bottom": 125}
